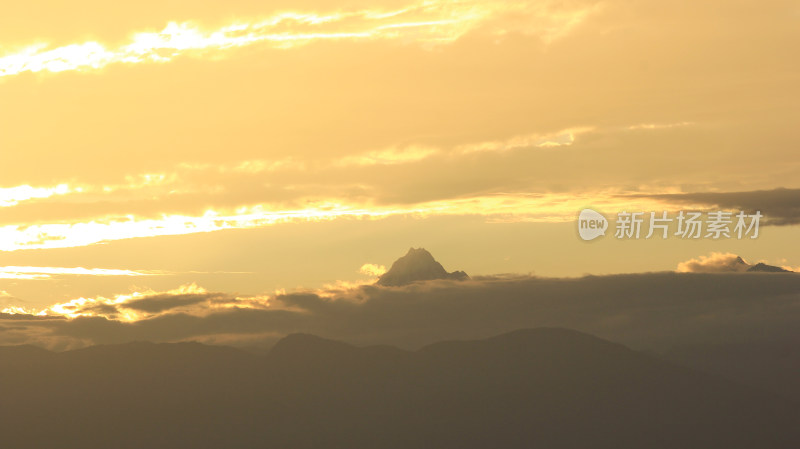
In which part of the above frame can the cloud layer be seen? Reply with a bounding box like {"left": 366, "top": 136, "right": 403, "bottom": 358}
{"left": 2, "top": 271, "right": 799, "bottom": 352}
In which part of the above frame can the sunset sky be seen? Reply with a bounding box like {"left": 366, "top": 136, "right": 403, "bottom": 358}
{"left": 1, "top": 0, "right": 798, "bottom": 318}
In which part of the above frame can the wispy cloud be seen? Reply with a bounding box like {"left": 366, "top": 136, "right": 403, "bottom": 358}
{"left": 0, "top": 1, "right": 599, "bottom": 79}
{"left": 0, "top": 174, "right": 178, "bottom": 209}
{"left": 626, "top": 121, "right": 694, "bottom": 131}
{"left": 0, "top": 266, "right": 159, "bottom": 280}
{"left": 456, "top": 127, "right": 595, "bottom": 154}
{"left": 335, "top": 146, "right": 440, "bottom": 167}
{"left": 0, "top": 184, "right": 74, "bottom": 207}
{"left": 222, "top": 126, "right": 599, "bottom": 174}
{"left": 0, "top": 120, "right": 688, "bottom": 214}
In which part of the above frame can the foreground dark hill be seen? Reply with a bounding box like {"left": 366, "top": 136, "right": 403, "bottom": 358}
{"left": 0, "top": 329, "right": 797, "bottom": 449}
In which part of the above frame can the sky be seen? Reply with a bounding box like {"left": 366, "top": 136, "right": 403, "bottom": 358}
{"left": 0, "top": 0, "right": 799, "bottom": 320}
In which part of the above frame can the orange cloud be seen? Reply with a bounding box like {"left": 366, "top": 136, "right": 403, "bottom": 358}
{"left": 360, "top": 263, "right": 388, "bottom": 277}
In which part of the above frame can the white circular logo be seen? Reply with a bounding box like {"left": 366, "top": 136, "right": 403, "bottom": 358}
{"left": 578, "top": 209, "right": 608, "bottom": 241}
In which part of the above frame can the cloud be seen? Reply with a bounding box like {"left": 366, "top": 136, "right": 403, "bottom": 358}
{"left": 2, "top": 271, "right": 799, "bottom": 351}
{"left": 629, "top": 188, "right": 800, "bottom": 226}
{"left": 122, "top": 293, "right": 220, "bottom": 314}
{"left": 0, "top": 0, "right": 598, "bottom": 79}
{"left": 0, "top": 266, "right": 158, "bottom": 280}
{"left": 45, "top": 283, "right": 271, "bottom": 321}
{"left": 626, "top": 121, "right": 694, "bottom": 131}
{"left": 0, "top": 119, "right": 724, "bottom": 252}
{"left": 675, "top": 253, "right": 796, "bottom": 274}
{"left": 335, "top": 146, "right": 439, "bottom": 167}
{"left": 3, "top": 0, "right": 797, "bottom": 199}
{"left": 225, "top": 158, "right": 306, "bottom": 174}
{"left": 359, "top": 263, "right": 387, "bottom": 277}
{"left": 0, "top": 187, "right": 686, "bottom": 251}
{"left": 456, "top": 127, "right": 595, "bottom": 154}
{"left": 0, "top": 184, "right": 72, "bottom": 207}
{"left": 676, "top": 252, "right": 750, "bottom": 273}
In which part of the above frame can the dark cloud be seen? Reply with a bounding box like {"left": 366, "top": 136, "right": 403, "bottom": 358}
{"left": 0, "top": 313, "right": 64, "bottom": 321}
{"left": 83, "top": 303, "right": 124, "bottom": 316}
{"left": 122, "top": 293, "right": 220, "bottom": 313}
{"left": 629, "top": 188, "right": 800, "bottom": 226}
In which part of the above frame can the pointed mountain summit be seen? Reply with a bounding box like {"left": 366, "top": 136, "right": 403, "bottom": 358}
{"left": 731, "top": 256, "right": 750, "bottom": 271}
{"left": 377, "top": 247, "right": 469, "bottom": 286}
{"left": 707, "top": 255, "right": 792, "bottom": 273}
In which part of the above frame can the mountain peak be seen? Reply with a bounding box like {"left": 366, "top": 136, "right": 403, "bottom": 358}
{"left": 377, "top": 247, "right": 469, "bottom": 286}
{"left": 725, "top": 255, "right": 750, "bottom": 271}
{"left": 404, "top": 247, "right": 436, "bottom": 259}
{"left": 746, "top": 262, "right": 791, "bottom": 273}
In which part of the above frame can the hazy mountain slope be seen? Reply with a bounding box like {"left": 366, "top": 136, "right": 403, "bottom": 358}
{"left": 0, "top": 329, "right": 796, "bottom": 449}
{"left": 660, "top": 338, "right": 800, "bottom": 400}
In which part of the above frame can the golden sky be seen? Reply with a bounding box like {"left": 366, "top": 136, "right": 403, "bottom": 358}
{"left": 1, "top": 0, "right": 799, "bottom": 313}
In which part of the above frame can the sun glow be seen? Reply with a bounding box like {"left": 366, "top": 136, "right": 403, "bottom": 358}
{"left": 0, "top": 184, "right": 72, "bottom": 207}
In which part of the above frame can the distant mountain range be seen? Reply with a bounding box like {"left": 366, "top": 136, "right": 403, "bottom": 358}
{"left": 377, "top": 247, "right": 469, "bottom": 286}
{"left": 729, "top": 256, "right": 791, "bottom": 272}
{"left": 0, "top": 328, "right": 796, "bottom": 448}
{"left": 747, "top": 262, "right": 791, "bottom": 272}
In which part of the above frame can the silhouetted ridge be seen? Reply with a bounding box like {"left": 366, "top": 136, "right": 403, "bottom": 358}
{"left": 63, "top": 340, "right": 248, "bottom": 361}
{"left": 747, "top": 262, "right": 791, "bottom": 272}
{"left": 377, "top": 247, "right": 469, "bottom": 286}
{"left": 270, "top": 333, "right": 358, "bottom": 361}
{"left": 484, "top": 327, "right": 632, "bottom": 354}
{"left": 420, "top": 327, "right": 615, "bottom": 352}
{"left": 0, "top": 328, "right": 797, "bottom": 449}
{"left": 0, "top": 344, "right": 54, "bottom": 366}
{"left": 417, "top": 327, "right": 641, "bottom": 371}
{"left": 0, "top": 344, "right": 53, "bottom": 356}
